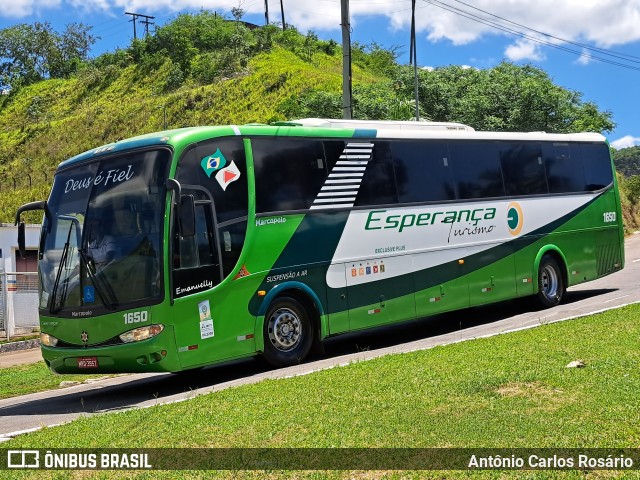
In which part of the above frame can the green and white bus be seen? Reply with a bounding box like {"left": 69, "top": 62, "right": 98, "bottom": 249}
{"left": 16, "top": 119, "right": 624, "bottom": 373}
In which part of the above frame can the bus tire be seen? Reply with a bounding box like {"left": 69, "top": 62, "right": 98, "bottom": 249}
{"left": 263, "top": 296, "right": 313, "bottom": 368}
{"left": 536, "top": 255, "right": 565, "bottom": 308}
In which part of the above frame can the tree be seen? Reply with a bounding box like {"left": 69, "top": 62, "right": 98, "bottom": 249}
{"left": 0, "top": 22, "right": 95, "bottom": 90}
{"left": 50, "top": 23, "right": 97, "bottom": 78}
{"left": 280, "top": 83, "right": 422, "bottom": 120}
{"left": 393, "top": 62, "right": 614, "bottom": 133}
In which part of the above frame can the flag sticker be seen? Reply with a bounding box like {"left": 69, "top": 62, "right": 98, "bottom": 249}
{"left": 201, "top": 149, "right": 227, "bottom": 177}
{"left": 215, "top": 161, "right": 241, "bottom": 191}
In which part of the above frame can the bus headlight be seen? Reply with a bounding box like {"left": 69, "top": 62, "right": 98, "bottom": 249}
{"left": 119, "top": 324, "right": 164, "bottom": 344}
{"left": 40, "top": 333, "right": 59, "bottom": 347}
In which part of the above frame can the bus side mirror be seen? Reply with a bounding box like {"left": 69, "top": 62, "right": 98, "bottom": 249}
{"left": 15, "top": 200, "right": 50, "bottom": 259}
{"left": 179, "top": 195, "right": 196, "bottom": 238}
{"left": 17, "top": 222, "right": 26, "bottom": 259}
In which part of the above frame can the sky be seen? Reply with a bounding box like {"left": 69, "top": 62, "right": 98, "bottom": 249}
{"left": 0, "top": 0, "right": 639, "bottom": 149}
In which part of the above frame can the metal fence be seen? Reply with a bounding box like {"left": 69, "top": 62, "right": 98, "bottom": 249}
{"left": 0, "top": 271, "right": 39, "bottom": 340}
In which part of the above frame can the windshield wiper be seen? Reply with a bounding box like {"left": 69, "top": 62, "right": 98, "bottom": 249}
{"left": 78, "top": 249, "right": 118, "bottom": 310}
{"left": 49, "top": 215, "right": 119, "bottom": 313}
{"left": 49, "top": 221, "right": 74, "bottom": 314}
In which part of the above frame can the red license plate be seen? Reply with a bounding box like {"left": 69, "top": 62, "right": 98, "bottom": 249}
{"left": 77, "top": 357, "right": 99, "bottom": 369}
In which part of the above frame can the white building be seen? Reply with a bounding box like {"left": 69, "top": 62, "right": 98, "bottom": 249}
{"left": 0, "top": 223, "right": 41, "bottom": 338}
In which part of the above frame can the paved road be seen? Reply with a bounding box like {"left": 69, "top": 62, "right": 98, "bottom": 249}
{"left": 0, "top": 348, "right": 43, "bottom": 368}
{"left": 1, "top": 235, "right": 639, "bottom": 441}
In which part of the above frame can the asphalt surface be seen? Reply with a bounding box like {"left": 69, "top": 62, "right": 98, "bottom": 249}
{"left": 0, "top": 347, "right": 43, "bottom": 368}
{"left": 1, "top": 234, "right": 639, "bottom": 441}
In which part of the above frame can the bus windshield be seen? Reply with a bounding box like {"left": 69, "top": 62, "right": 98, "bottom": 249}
{"left": 39, "top": 148, "right": 170, "bottom": 315}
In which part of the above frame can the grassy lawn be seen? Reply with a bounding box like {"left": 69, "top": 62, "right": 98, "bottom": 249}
{"left": 3, "top": 304, "right": 640, "bottom": 478}
{"left": 0, "top": 362, "right": 112, "bottom": 399}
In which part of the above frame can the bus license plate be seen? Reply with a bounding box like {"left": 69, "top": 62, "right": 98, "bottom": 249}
{"left": 77, "top": 357, "right": 99, "bottom": 369}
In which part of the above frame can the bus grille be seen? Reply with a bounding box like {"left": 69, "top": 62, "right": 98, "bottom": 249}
{"left": 596, "top": 243, "right": 620, "bottom": 277}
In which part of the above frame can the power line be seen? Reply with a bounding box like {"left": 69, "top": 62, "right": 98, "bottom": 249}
{"left": 421, "top": 0, "right": 640, "bottom": 72}
{"left": 445, "top": 0, "right": 640, "bottom": 64}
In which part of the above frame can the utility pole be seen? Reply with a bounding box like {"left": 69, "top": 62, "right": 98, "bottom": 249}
{"left": 125, "top": 12, "right": 155, "bottom": 40}
{"left": 139, "top": 14, "right": 155, "bottom": 37}
{"left": 410, "top": 0, "right": 420, "bottom": 120}
{"left": 125, "top": 12, "right": 138, "bottom": 40}
{"left": 265, "top": 0, "right": 270, "bottom": 25}
{"left": 341, "top": 0, "right": 352, "bottom": 119}
{"left": 280, "top": 0, "right": 286, "bottom": 30}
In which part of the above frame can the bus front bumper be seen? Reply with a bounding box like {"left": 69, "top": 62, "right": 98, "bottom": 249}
{"left": 42, "top": 327, "right": 181, "bottom": 374}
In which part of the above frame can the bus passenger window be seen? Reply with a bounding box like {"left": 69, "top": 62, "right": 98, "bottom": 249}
{"left": 392, "top": 141, "right": 455, "bottom": 203}
{"left": 581, "top": 143, "right": 613, "bottom": 191}
{"left": 500, "top": 143, "right": 548, "bottom": 196}
{"left": 253, "top": 138, "right": 327, "bottom": 213}
{"left": 449, "top": 141, "right": 506, "bottom": 199}
{"left": 354, "top": 142, "right": 398, "bottom": 207}
{"left": 543, "top": 143, "right": 586, "bottom": 193}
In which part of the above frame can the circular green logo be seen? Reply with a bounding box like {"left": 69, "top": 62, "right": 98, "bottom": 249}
{"left": 507, "top": 202, "right": 523, "bottom": 236}
{"left": 507, "top": 207, "right": 519, "bottom": 230}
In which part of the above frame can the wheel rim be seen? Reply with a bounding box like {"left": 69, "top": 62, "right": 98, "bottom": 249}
{"left": 541, "top": 265, "right": 559, "bottom": 300}
{"left": 267, "top": 307, "right": 302, "bottom": 352}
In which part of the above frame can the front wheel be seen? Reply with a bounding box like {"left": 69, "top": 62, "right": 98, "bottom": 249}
{"left": 536, "top": 255, "right": 565, "bottom": 308}
{"left": 263, "top": 297, "right": 313, "bottom": 368}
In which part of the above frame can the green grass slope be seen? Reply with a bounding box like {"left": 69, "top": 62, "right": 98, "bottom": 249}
{"left": 3, "top": 304, "right": 640, "bottom": 478}
{"left": 0, "top": 46, "right": 380, "bottom": 223}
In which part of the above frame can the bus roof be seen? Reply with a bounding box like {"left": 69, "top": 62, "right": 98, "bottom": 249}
{"left": 291, "top": 118, "right": 475, "bottom": 132}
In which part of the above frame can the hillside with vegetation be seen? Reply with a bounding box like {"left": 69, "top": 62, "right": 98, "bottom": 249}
{"left": 612, "top": 148, "right": 640, "bottom": 232}
{"left": 613, "top": 146, "right": 640, "bottom": 177}
{"left": 0, "top": 9, "right": 636, "bottom": 230}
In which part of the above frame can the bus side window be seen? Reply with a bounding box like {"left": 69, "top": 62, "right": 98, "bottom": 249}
{"left": 253, "top": 138, "right": 327, "bottom": 213}
{"left": 392, "top": 140, "right": 455, "bottom": 203}
{"left": 175, "top": 137, "right": 248, "bottom": 280}
{"left": 175, "top": 202, "right": 219, "bottom": 272}
{"left": 449, "top": 141, "right": 506, "bottom": 199}
{"left": 500, "top": 142, "right": 548, "bottom": 196}
{"left": 543, "top": 143, "right": 586, "bottom": 193}
{"left": 581, "top": 143, "right": 613, "bottom": 191}
{"left": 354, "top": 142, "right": 398, "bottom": 207}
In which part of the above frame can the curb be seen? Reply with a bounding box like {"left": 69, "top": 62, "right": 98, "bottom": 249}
{"left": 0, "top": 339, "right": 40, "bottom": 354}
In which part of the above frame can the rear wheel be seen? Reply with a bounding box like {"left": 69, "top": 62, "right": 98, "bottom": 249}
{"left": 263, "top": 297, "right": 313, "bottom": 368}
{"left": 537, "top": 255, "right": 565, "bottom": 308}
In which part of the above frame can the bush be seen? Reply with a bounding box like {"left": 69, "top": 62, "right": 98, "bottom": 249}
{"left": 191, "top": 52, "right": 220, "bottom": 85}
{"left": 165, "top": 63, "right": 185, "bottom": 91}
{"left": 280, "top": 89, "right": 342, "bottom": 119}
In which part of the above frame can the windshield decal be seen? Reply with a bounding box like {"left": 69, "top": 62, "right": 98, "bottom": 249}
{"left": 200, "top": 148, "right": 227, "bottom": 177}
{"left": 215, "top": 161, "right": 241, "bottom": 191}
{"left": 64, "top": 165, "right": 135, "bottom": 194}
{"left": 83, "top": 285, "right": 95, "bottom": 303}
